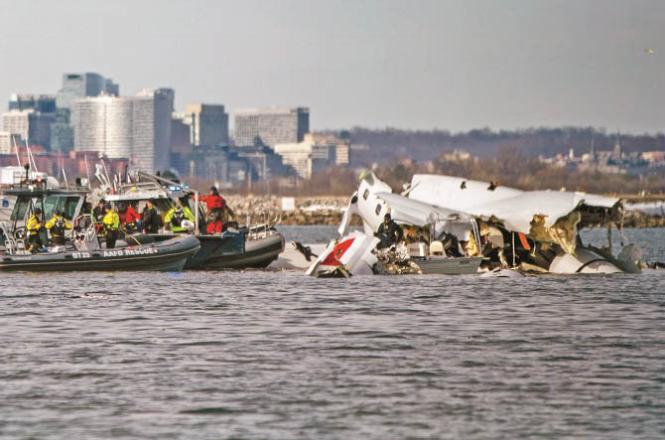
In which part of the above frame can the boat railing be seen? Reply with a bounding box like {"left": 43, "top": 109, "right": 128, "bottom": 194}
{"left": 0, "top": 221, "right": 29, "bottom": 255}
{"left": 245, "top": 209, "right": 282, "bottom": 241}
{"left": 72, "top": 214, "right": 102, "bottom": 251}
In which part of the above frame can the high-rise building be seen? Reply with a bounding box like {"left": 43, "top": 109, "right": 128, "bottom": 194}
{"left": 71, "top": 88, "right": 173, "bottom": 173}
{"left": 1, "top": 110, "right": 30, "bottom": 140}
{"left": 306, "top": 132, "right": 350, "bottom": 166}
{"left": 0, "top": 131, "right": 14, "bottom": 154}
{"left": 170, "top": 118, "right": 192, "bottom": 155}
{"left": 6, "top": 94, "right": 57, "bottom": 149}
{"left": 184, "top": 146, "right": 250, "bottom": 185}
{"left": 50, "top": 109, "right": 75, "bottom": 153}
{"left": 274, "top": 135, "right": 336, "bottom": 179}
{"left": 234, "top": 107, "right": 309, "bottom": 147}
{"left": 170, "top": 117, "right": 192, "bottom": 174}
{"left": 56, "top": 72, "right": 119, "bottom": 110}
{"left": 1, "top": 109, "right": 55, "bottom": 148}
{"left": 9, "top": 94, "right": 57, "bottom": 113}
{"left": 133, "top": 88, "right": 173, "bottom": 173}
{"left": 272, "top": 133, "right": 348, "bottom": 179}
{"left": 181, "top": 103, "right": 229, "bottom": 147}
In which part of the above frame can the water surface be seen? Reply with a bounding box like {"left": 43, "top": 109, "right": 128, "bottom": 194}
{"left": 1, "top": 227, "right": 664, "bottom": 439}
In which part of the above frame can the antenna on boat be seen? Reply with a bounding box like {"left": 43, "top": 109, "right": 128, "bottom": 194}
{"left": 84, "top": 154, "right": 92, "bottom": 189}
{"left": 11, "top": 135, "right": 21, "bottom": 166}
{"left": 27, "top": 147, "right": 38, "bottom": 173}
{"left": 100, "top": 159, "right": 113, "bottom": 192}
{"left": 60, "top": 153, "right": 69, "bottom": 188}
{"left": 24, "top": 128, "right": 38, "bottom": 173}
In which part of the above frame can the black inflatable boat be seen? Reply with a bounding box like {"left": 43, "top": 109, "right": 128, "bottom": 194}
{"left": 0, "top": 235, "right": 200, "bottom": 272}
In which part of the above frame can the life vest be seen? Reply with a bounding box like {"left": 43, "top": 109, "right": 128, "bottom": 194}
{"left": 165, "top": 206, "right": 194, "bottom": 232}
{"left": 27, "top": 215, "right": 42, "bottom": 236}
{"left": 171, "top": 209, "right": 184, "bottom": 227}
{"left": 51, "top": 217, "right": 65, "bottom": 237}
{"left": 103, "top": 211, "right": 120, "bottom": 231}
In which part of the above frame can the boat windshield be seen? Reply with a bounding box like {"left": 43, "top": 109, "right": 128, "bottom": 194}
{"left": 42, "top": 195, "right": 82, "bottom": 220}
{"left": 10, "top": 198, "right": 31, "bottom": 222}
{"left": 10, "top": 194, "right": 83, "bottom": 223}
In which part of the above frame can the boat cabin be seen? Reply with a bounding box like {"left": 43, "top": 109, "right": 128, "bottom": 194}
{"left": 0, "top": 187, "right": 89, "bottom": 253}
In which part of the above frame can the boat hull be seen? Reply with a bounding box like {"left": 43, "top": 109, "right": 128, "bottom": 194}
{"left": 130, "top": 231, "right": 285, "bottom": 270}
{"left": 413, "top": 256, "right": 483, "bottom": 275}
{"left": 195, "top": 233, "right": 285, "bottom": 270}
{"left": 0, "top": 236, "right": 200, "bottom": 272}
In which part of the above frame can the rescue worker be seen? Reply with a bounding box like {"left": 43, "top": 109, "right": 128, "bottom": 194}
{"left": 118, "top": 201, "right": 141, "bottom": 234}
{"left": 45, "top": 209, "right": 73, "bottom": 245}
{"left": 375, "top": 213, "right": 403, "bottom": 249}
{"left": 92, "top": 199, "right": 107, "bottom": 233}
{"left": 141, "top": 200, "right": 162, "bottom": 234}
{"left": 164, "top": 201, "right": 195, "bottom": 233}
{"left": 200, "top": 186, "right": 233, "bottom": 218}
{"left": 200, "top": 186, "right": 233, "bottom": 233}
{"left": 102, "top": 203, "right": 120, "bottom": 249}
{"left": 26, "top": 207, "right": 44, "bottom": 252}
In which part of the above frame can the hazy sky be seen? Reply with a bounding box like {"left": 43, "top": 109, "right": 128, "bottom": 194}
{"left": 0, "top": 0, "right": 663, "bottom": 133}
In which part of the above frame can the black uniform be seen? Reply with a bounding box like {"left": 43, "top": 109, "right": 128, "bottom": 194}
{"left": 92, "top": 205, "right": 107, "bottom": 225}
{"left": 142, "top": 206, "right": 162, "bottom": 234}
{"left": 50, "top": 218, "right": 67, "bottom": 245}
{"left": 376, "top": 220, "right": 403, "bottom": 249}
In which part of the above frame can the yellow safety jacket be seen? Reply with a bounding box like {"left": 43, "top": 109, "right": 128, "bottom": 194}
{"left": 164, "top": 206, "right": 195, "bottom": 232}
{"left": 26, "top": 215, "right": 42, "bottom": 236}
{"left": 45, "top": 214, "right": 73, "bottom": 232}
{"left": 102, "top": 210, "right": 120, "bottom": 231}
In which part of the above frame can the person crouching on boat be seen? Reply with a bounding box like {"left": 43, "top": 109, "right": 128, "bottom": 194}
{"left": 26, "top": 208, "right": 45, "bottom": 252}
{"left": 102, "top": 203, "right": 120, "bottom": 249}
{"left": 141, "top": 200, "right": 162, "bottom": 234}
{"left": 165, "top": 201, "right": 195, "bottom": 233}
{"left": 206, "top": 210, "right": 224, "bottom": 234}
{"left": 118, "top": 202, "right": 141, "bottom": 234}
{"left": 45, "top": 209, "right": 72, "bottom": 246}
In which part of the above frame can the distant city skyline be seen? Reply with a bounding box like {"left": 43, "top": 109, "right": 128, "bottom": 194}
{"left": 0, "top": 0, "right": 663, "bottom": 133}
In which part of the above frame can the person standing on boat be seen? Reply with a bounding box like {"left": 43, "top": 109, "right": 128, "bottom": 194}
{"left": 142, "top": 200, "right": 162, "bottom": 234}
{"left": 92, "top": 199, "right": 107, "bottom": 233}
{"left": 164, "top": 201, "right": 195, "bottom": 233}
{"left": 26, "top": 208, "right": 44, "bottom": 252}
{"left": 45, "top": 209, "right": 73, "bottom": 246}
{"left": 201, "top": 186, "right": 233, "bottom": 222}
{"left": 102, "top": 203, "right": 120, "bottom": 249}
{"left": 118, "top": 202, "right": 141, "bottom": 234}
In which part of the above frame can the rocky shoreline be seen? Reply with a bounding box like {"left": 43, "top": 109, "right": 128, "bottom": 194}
{"left": 226, "top": 195, "right": 348, "bottom": 226}
{"left": 225, "top": 195, "right": 665, "bottom": 228}
{"left": 623, "top": 210, "right": 665, "bottom": 228}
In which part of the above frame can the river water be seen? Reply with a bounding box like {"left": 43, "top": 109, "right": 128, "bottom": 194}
{"left": 1, "top": 227, "right": 664, "bottom": 439}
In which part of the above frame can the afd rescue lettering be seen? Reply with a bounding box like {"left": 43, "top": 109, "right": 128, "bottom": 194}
{"left": 71, "top": 248, "right": 159, "bottom": 259}
{"left": 103, "top": 248, "right": 159, "bottom": 258}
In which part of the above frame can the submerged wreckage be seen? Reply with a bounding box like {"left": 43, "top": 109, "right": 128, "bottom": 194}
{"left": 306, "top": 172, "right": 642, "bottom": 277}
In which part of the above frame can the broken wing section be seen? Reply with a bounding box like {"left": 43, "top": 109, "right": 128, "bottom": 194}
{"left": 306, "top": 231, "right": 379, "bottom": 277}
